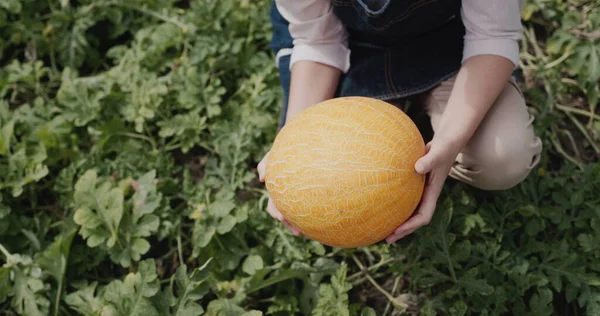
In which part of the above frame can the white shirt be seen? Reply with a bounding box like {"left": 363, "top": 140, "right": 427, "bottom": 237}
{"left": 275, "top": 0, "right": 525, "bottom": 73}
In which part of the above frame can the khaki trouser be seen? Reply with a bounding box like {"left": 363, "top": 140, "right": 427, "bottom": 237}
{"left": 400, "top": 75, "right": 543, "bottom": 191}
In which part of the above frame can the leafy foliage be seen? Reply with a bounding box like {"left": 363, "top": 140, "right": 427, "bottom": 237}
{"left": 0, "top": 0, "right": 599, "bottom": 315}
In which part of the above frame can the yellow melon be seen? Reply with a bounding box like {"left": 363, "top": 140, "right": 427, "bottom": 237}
{"left": 264, "top": 97, "right": 425, "bottom": 248}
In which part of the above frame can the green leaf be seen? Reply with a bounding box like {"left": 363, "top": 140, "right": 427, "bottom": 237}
{"left": 457, "top": 268, "right": 494, "bottom": 296}
{"left": 73, "top": 207, "right": 103, "bottom": 230}
{"left": 57, "top": 15, "right": 95, "bottom": 69}
{"left": 132, "top": 170, "right": 161, "bottom": 215}
{"left": 56, "top": 68, "right": 104, "bottom": 126}
{"left": 433, "top": 196, "right": 453, "bottom": 230}
{"left": 0, "top": 0, "right": 21, "bottom": 13}
{"left": 217, "top": 215, "right": 236, "bottom": 234}
{"left": 360, "top": 307, "right": 377, "bottom": 316}
{"left": 209, "top": 200, "right": 236, "bottom": 218}
{"left": 170, "top": 259, "right": 212, "bottom": 316}
{"left": 73, "top": 169, "right": 161, "bottom": 267}
{"left": 8, "top": 257, "right": 49, "bottom": 316}
{"left": 193, "top": 224, "right": 216, "bottom": 251}
{"left": 0, "top": 119, "right": 14, "bottom": 156}
{"left": 36, "top": 228, "right": 77, "bottom": 316}
{"left": 518, "top": 205, "right": 537, "bottom": 217}
{"left": 135, "top": 214, "right": 160, "bottom": 238}
{"left": 577, "top": 234, "right": 598, "bottom": 252}
{"left": 103, "top": 188, "right": 125, "bottom": 239}
{"left": 242, "top": 255, "right": 264, "bottom": 276}
{"left": 0, "top": 267, "right": 11, "bottom": 303}
{"left": 526, "top": 218, "right": 544, "bottom": 236}
{"left": 529, "top": 288, "right": 553, "bottom": 316}
{"left": 73, "top": 170, "right": 125, "bottom": 247}
{"left": 64, "top": 281, "right": 103, "bottom": 315}
{"left": 571, "top": 190, "right": 585, "bottom": 206}
{"left": 460, "top": 213, "right": 488, "bottom": 235}
{"left": 312, "top": 263, "right": 351, "bottom": 316}
{"left": 449, "top": 301, "right": 467, "bottom": 316}
{"left": 244, "top": 261, "right": 332, "bottom": 296}
{"left": 131, "top": 238, "right": 151, "bottom": 260}
{"left": 0, "top": 137, "right": 49, "bottom": 197}
{"left": 103, "top": 259, "right": 161, "bottom": 316}
{"left": 579, "top": 286, "right": 600, "bottom": 316}
{"left": 267, "top": 295, "right": 301, "bottom": 315}
{"left": 157, "top": 112, "right": 207, "bottom": 153}
{"left": 552, "top": 192, "right": 569, "bottom": 206}
{"left": 205, "top": 298, "right": 247, "bottom": 315}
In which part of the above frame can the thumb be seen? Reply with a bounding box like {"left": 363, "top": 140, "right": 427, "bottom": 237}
{"left": 257, "top": 152, "right": 269, "bottom": 182}
{"left": 415, "top": 148, "right": 436, "bottom": 175}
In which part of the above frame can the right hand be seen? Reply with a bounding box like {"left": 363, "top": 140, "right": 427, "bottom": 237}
{"left": 257, "top": 151, "right": 302, "bottom": 236}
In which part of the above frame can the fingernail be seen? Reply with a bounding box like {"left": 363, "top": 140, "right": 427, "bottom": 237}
{"left": 415, "top": 162, "right": 424, "bottom": 174}
{"left": 290, "top": 227, "right": 300, "bottom": 236}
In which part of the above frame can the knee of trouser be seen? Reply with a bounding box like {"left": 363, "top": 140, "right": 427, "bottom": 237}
{"left": 474, "top": 137, "right": 543, "bottom": 191}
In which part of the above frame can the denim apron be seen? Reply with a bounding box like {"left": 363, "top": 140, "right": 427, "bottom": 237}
{"left": 270, "top": 0, "right": 465, "bottom": 128}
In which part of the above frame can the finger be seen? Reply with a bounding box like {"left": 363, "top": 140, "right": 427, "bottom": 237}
{"left": 390, "top": 170, "right": 446, "bottom": 235}
{"left": 387, "top": 212, "right": 429, "bottom": 243}
{"left": 415, "top": 150, "right": 436, "bottom": 175}
{"left": 267, "top": 198, "right": 284, "bottom": 221}
{"left": 257, "top": 152, "right": 270, "bottom": 182}
{"left": 385, "top": 229, "right": 413, "bottom": 244}
{"left": 424, "top": 141, "right": 432, "bottom": 154}
{"left": 283, "top": 219, "right": 302, "bottom": 236}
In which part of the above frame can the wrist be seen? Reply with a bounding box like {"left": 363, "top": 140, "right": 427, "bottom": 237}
{"left": 285, "top": 60, "right": 341, "bottom": 123}
{"left": 430, "top": 133, "right": 464, "bottom": 157}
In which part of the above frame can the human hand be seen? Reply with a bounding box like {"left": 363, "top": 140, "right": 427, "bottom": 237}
{"left": 385, "top": 137, "right": 462, "bottom": 244}
{"left": 257, "top": 151, "right": 302, "bottom": 236}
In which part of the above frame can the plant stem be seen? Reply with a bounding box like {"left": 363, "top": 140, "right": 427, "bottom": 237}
{"left": 565, "top": 112, "right": 600, "bottom": 154}
{"left": 556, "top": 104, "right": 600, "bottom": 123}
{"left": 53, "top": 277, "right": 63, "bottom": 316}
{"left": 549, "top": 132, "right": 584, "bottom": 169}
{"left": 351, "top": 255, "right": 408, "bottom": 311}
{"left": 559, "top": 128, "right": 583, "bottom": 161}
{"left": 177, "top": 226, "right": 185, "bottom": 265}
{"left": 351, "top": 272, "right": 390, "bottom": 287}
{"left": 544, "top": 51, "right": 573, "bottom": 69}
{"left": 161, "top": 240, "right": 191, "bottom": 261}
{"left": 347, "top": 257, "right": 399, "bottom": 281}
{"left": 109, "top": 2, "right": 197, "bottom": 32}
{"left": 0, "top": 243, "right": 11, "bottom": 258}
{"left": 214, "top": 235, "right": 226, "bottom": 251}
{"left": 383, "top": 276, "right": 401, "bottom": 316}
{"left": 115, "top": 132, "right": 157, "bottom": 152}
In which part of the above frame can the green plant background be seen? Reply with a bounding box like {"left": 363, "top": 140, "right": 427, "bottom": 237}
{"left": 0, "top": 0, "right": 599, "bottom": 315}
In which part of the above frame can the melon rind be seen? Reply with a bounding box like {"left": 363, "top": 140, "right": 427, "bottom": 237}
{"left": 265, "top": 97, "right": 425, "bottom": 248}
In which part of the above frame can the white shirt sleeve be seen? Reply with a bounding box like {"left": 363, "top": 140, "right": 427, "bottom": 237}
{"left": 275, "top": 0, "right": 525, "bottom": 72}
{"left": 274, "top": 0, "right": 351, "bottom": 73}
{"left": 461, "top": 0, "right": 525, "bottom": 67}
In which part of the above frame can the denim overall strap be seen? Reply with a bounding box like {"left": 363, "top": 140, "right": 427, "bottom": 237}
{"left": 331, "top": 0, "right": 465, "bottom": 100}
{"left": 269, "top": 3, "right": 295, "bottom": 128}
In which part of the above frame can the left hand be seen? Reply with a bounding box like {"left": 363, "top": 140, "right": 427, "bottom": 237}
{"left": 385, "top": 137, "right": 462, "bottom": 244}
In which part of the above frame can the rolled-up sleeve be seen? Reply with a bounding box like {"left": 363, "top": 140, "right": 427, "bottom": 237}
{"left": 461, "top": 0, "right": 525, "bottom": 67}
{"left": 275, "top": 0, "right": 351, "bottom": 73}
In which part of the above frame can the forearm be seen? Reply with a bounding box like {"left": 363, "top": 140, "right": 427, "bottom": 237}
{"left": 434, "top": 54, "right": 515, "bottom": 149}
{"left": 285, "top": 60, "right": 341, "bottom": 122}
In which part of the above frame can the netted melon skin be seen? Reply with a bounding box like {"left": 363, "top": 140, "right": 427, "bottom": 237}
{"left": 265, "top": 97, "right": 425, "bottom": 248}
